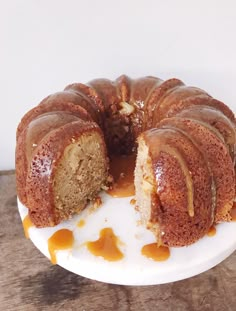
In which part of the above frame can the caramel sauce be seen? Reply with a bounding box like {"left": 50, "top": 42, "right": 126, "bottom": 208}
{"left": 77, "top": 219, "right": 85, "bottom": 228}
{"left": 86, "top": 228, "right": 124, "bottom": 261}
{"left": 141, "top": 243, "right": 170, "bottom": 261}
{"left": 231, "top": 203, "right": 236, "bottom": 221}
{"left": 106, "top": 154, "right": 136, "bottom": 197}
{"left": 207, "top": 226, "right": 216, "bottom": 237}
{"left": 48, "top": 229, "right": 74, "bottom": 264}
{"left": 22, "top": 214, "right": 34, "bottom": 239}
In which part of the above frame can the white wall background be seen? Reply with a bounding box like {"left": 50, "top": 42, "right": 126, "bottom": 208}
{"left": 1, "top": 0, "right": 236, "bottom": 170}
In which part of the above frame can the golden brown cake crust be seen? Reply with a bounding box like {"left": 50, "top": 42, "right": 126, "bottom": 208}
{"left": 144, "top": 78, "right": 184, "bottom": 129}
{"left": 159, "top": 117, "right": 235, "bottom": 223}
{"left": 16, "top": 93, "right": 92, "bottom": 140}
{"left": 164, "top": 94, "right": 235, "bottom": 122}
{"left": 129, "top": 76, "right": 163, "bottom": 139}
{"left": 16, "top": 112, "right": 83, "bottom": 205}
{"left": 142, "top": 127, "right": 214, "bottom": 246}
{"left": 176, "top": 105, "right": 236, "bottom": 162}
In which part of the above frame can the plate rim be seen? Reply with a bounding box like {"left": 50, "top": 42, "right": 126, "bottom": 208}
{"left": 17, "top": 196, "right": 236, "bottom": 286}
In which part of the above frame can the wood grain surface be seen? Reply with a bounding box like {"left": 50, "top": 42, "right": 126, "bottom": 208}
{"left": 0, "top": 172, "right": 235, "bottom": 311}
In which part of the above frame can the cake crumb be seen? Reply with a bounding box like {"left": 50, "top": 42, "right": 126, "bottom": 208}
{"left": 93, "top": 196, "right": 102, "bottom": 209}
{"left": 107, "top": 174, "right": 114, "bottom": 183}
{"left": 104, "top": 174, "right": 114, "bottom": 190}
{"left": 101, "top": 184, "right": 109, "bottom": 191}
{"left": 88, "top": 196, "right": 103, "bottom": 214}
{"left": 134, "top": 233, "right": 142, "bottom": 240}
{"left": 136, "top": 219, "right": 143, "bottom": 226}
{"left": 130, "top": 198, "right": 136, "bottom": 205}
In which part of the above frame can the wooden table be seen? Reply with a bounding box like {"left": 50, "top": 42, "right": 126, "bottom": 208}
{"left": 0, "top": 171, "right": 235, "bottom": 311}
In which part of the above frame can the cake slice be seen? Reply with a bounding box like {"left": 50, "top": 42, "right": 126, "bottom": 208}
{"left": 26, "top": 120, "right": 108, "bottom": 227}
{"left": 135, "top": 128, "right": 215, "bottom": 247}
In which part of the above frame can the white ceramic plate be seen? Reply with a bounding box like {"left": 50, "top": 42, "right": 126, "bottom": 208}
{"left": 18, "top": 193, "right": 236, "bottom": 285}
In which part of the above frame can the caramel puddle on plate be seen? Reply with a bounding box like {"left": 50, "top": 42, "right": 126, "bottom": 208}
{"left": 77, "top": 219, "right": 86, "bottom": 228}
{"left": 86, "top": 227, "right": 124, "bottom": 261}
{"left": 207, "top": 225, "right": 216, "bottom": 237}
{"left": 107, "top": 154, "right": 136, "bottom": 197}
{"left": 48, "top": 229, "right": 74, "bottom": 264}
{"left": 231, "top": 202, "right": 236, "bottom": 221}
{"left": 141, "top": 243, "right": 170, "bottom": 261}
{"left": 23, "top": 214, "right": 34, "bottom": 239}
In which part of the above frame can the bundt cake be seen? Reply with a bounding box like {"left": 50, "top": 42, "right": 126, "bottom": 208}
{"left": 15, "top": 75, "right": 236, "bottom": 247}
